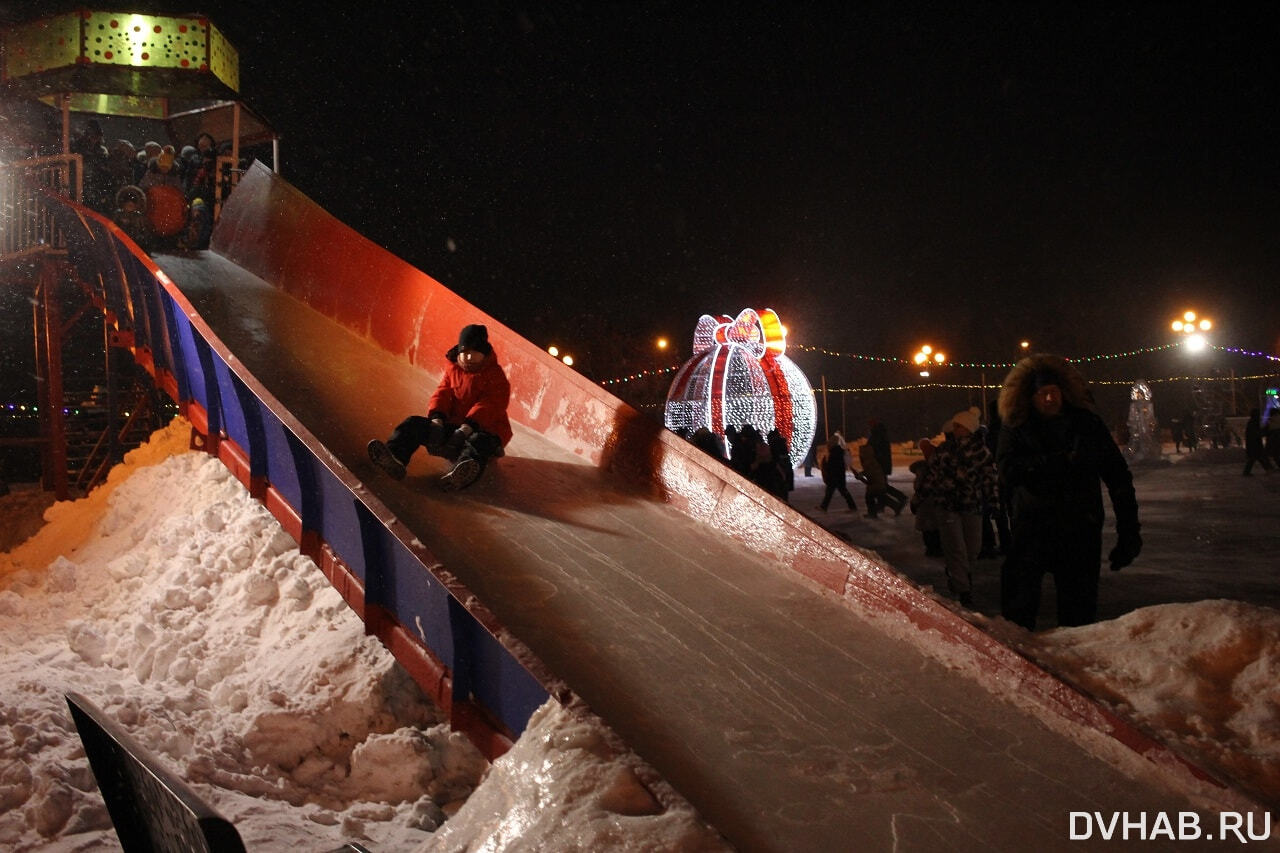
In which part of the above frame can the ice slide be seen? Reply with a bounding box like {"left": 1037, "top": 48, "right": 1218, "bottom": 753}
{"left": 46, "top": 165, "right": 1267, "bottom": 851}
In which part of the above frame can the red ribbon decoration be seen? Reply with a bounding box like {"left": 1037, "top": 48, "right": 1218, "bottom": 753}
{"left": 693, "top": 308, "right": 787, "bottom": 359}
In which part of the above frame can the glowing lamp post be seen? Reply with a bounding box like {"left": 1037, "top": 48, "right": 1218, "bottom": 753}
{"left": 913, "top": 345, "right": 945, "bottom": 377}
{"left": 1172, "top": 311, "right": 1211, "bottom": 352}
{"left": 548, "top": 345, "right": 575, "bottom": 368}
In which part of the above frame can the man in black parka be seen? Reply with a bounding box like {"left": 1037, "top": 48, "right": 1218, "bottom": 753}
{"left": 996, "top": 353, "right": 1141, "bottom": 630}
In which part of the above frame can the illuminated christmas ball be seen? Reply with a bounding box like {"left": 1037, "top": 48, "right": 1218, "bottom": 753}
{"left": 145, "top": 184, "right": 188, "bottom": 236}
{"left": 664, "top": 308, "right": 816, "bottom": 466}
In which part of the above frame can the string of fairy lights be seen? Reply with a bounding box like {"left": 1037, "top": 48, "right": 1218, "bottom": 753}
{"left": 4, "top": 343, "right": 1276, "bottom": 409}
{"left": 0, "top": 404, "right": 136, "bottom": 418}
{"left": 807, "top": 373, "right": 1280, "bottom": 394}
{"left": 790, "top": 340, "right": 1227, "bottom": 369}
{"left": 598, "top": 364, "right": 681, "bottom": 387}
{"left": 598, "top": 342, "right": 1280, "bottom": 391}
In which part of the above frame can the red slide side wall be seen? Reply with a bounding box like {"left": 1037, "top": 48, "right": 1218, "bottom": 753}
{"left": 209, "top": 164, "right": 1248, "bottom": 805}
{"left": 212, "top": 163, "right": 624, "bottom": 463}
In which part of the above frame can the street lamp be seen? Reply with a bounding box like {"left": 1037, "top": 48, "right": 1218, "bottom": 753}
{"left": 913, "top": 344, "right": 946, "bottom": 378}
{"left": 1172, "top": 311, "right": 1211, "bottom": 352}
{"left": 548, "top": 344, "right": 574, "bottom": 367}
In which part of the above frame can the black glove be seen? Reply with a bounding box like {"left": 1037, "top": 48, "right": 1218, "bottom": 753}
{"left": 1108, "top": 530, "right": 1142, "bottom": 571}
{"left": 443, "top": 428, "right": 468, "bottom": 456}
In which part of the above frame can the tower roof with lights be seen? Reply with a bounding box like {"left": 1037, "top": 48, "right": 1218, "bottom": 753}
{"left": 3, "top": 10, "right": 241, "bottom": 118}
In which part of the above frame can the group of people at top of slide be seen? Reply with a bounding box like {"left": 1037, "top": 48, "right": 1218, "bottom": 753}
{"left": 71, "top": 118, "right": 227, "bottom": 250}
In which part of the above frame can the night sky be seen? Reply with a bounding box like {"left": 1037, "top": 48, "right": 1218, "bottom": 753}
{"left": 227, "top": 5, "right": 1280, "bottom": 362}
{"left": 5, "top": 3, "right": 1280, "bottom": 426}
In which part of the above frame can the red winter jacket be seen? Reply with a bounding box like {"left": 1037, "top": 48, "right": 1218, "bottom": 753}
{"left": 427, "top": 350, "right": 513, "bottom": 445}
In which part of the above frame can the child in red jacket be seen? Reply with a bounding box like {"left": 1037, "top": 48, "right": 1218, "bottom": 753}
{"left": 368, "top": 324, "right": 512, "bottom": 490}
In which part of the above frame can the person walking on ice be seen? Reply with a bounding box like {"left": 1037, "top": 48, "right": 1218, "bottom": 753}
{"left": 818, "top": 435, "right": 857, "bottom": 513}
{"left": 997, "top": 353, "right": 1141, "bottom": 629}
{"left": 918, "top": 409, "right": 996, "bottom": 607}
{"left": 368, "top": 323, "right": 512, "bottom": 490}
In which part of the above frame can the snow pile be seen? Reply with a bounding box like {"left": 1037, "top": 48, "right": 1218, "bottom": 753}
{"left": 426, "top": 698, "right": 728, "bottom": 851}
{"left": 0, "top": 419, "right": 466, "bottom": 849}
{"left": 0, "top": 419, "right": 725, "bottom": 851}
{"left": 1032, "top": 600, "right": 1280, "bottom": 807}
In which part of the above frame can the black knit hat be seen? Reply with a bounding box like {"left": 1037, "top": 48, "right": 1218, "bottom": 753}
{"left": 457, "top": 324, "right": 492, "bottom": 355}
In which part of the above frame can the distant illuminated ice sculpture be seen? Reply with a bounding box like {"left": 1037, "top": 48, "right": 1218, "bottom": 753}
{"left": 1126, "top": 379, "right": 1161, "bottom": 462}
{"left": 664, "top": 308, "right": 816, "bottom": 467}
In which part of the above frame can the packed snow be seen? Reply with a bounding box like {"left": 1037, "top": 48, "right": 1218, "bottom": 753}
{"left": 0, "top": 419, "right": 725, "bottom": 851}
{"left": 1034, "top": 601, "right": 1280, "bottom": 808}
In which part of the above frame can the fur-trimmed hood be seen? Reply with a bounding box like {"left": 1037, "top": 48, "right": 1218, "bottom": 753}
{"left": 997, "top": 353, "right": 1094, "bottom": 427}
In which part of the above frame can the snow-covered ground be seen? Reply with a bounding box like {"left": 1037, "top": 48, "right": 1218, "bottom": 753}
{"left": 0, "top": 419, "right": 724, "bottom": 851}
{"left": 2, "top": 419, "right": 1278, "bottom": 849}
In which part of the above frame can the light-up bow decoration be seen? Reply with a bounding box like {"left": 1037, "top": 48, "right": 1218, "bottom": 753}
{"left": 665, "top": 308, "right": 816, "bottom": 467}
